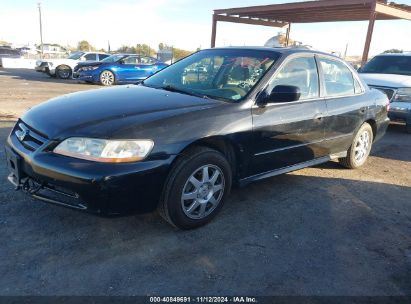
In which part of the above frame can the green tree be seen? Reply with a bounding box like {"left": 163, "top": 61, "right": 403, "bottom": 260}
{"left": 383, "top": 49, "right": 403, "bottom": 54}
{"left": 136, "top": 44, "right": 156, "bottom": 56}
{"left": 117, "top": 45, "right": 136, "bottom": 53}
{"left": 77, "top": 40, "right": 95, "bottom": 51}
{"left": 173, "top": 47, "right": 193, "bottom": 61}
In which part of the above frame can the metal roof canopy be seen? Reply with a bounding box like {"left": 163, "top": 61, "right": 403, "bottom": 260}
{"left": 211, "top": 0, "right": 411, "bottom": 65}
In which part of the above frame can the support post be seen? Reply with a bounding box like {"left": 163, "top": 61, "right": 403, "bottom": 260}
{"left": 362, "top": 1, "right": 377, "bottom": 66}
{"left": 38, "top": 2, "right": 44, "bottom": 59}
{"left": 211, "top": 14, "right": 217, "bottom": 48}
{"left": 285, "top": 23, "right": 291, "bottom": 46}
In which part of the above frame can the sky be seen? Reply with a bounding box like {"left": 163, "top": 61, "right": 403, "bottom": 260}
{"left": 1, "top": 0, "right": 411, "bottom": 56}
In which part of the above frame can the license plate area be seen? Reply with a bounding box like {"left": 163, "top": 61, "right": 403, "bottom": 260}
{"left": 5, "top": 146, "right": 24, "bottom": 186}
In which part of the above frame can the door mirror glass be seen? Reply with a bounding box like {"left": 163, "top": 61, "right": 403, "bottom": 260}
{"left": 268, "top": 85, "right": 301, "bottom": 103}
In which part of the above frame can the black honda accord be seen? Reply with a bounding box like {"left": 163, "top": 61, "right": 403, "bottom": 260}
{"left": 5, "top": 47, "right": 389, "bottom": 229}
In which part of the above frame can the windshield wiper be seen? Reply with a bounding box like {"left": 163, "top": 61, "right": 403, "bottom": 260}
{"left": 160, "top": 85, "right": 210, "bottom": 99}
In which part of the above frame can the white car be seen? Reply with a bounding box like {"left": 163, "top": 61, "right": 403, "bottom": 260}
{"left": 359, "top": 53, "right": 411, "bottom": 133}
{"left": 35, "top": 51, "right": 109, "bottom": 79}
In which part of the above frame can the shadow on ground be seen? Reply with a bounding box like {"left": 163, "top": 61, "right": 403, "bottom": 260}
{"left": 0, "top": 68, "right": 93, "bottom": 85}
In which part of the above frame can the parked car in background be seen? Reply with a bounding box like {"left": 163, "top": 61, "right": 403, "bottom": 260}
{"left": 73, "top": 54, "right": 168, "bottom": 86}
{"left": 5, "top": 47, "right": 389, "bottom": 229}
{"left": 0, "top": 47, "right": 23, "bottom": 67}
{"left": 359, "top": 53, "right": 411, "bottom": 133}
{"left": 35, "top": 51, "right": 109, "bottom": 79}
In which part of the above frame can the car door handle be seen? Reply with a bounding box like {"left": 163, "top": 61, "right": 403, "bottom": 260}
{"left": 314, "top": 113, "right": 324, "bottom": 121}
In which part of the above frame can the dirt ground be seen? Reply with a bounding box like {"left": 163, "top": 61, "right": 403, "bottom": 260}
{"left": 0, "top": 68, "right": 410, "bottom": 296}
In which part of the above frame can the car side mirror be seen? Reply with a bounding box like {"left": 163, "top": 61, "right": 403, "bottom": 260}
{"left": 265, "top": 85, "right": 301, "bottom": 104}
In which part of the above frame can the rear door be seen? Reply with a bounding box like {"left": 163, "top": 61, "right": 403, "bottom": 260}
{"left": 318, "top": 56, "right": 368, "bottom": 154}
{"left": 249, "top": 54, "right": 328, "bottom": 176}
{"left": 136, "top": 56, "right": 160, "bottom": 79}
{"left": 116, "top": 55, "right": 140, "bottom": 81}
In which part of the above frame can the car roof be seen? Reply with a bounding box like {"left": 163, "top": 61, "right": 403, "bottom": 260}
{"left": 203, "top": 46, "right": 340, "bottom": 59}
{"left": 375, "top": 52, "right": 411, "bottom": 57}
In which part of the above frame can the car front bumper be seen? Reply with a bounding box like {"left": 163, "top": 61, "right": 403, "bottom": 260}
{"left": 5, "top": 127, "right": 174, "bottom": 215}
{"left": 389, "top": 102, "right": 411, "bottom": 123}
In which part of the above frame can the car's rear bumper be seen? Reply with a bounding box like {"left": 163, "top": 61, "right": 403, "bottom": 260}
{"left": 375, "top": 117, "right": 390, "bottom": 142}
{"left": 5, "top": 132, "right": 174, "bottom": 215}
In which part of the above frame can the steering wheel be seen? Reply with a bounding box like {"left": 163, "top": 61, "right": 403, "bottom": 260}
{"left": 221, "top": 86, "right": 247, "bottom": 97}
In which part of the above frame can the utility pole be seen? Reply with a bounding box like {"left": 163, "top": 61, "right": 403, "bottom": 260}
{"left": 38, "top": 2, "right": 44, "bottom": 59}
{"left": 344, "top": 43, "right": 349, "bottom": 59}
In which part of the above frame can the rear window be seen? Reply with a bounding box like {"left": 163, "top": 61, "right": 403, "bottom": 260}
{"left": 360, "top": 55, "right": 411, "bottom": 76}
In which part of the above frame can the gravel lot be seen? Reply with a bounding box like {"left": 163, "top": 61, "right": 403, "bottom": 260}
{"left": 0, "top": 68, "right": 410, "bottom": 296}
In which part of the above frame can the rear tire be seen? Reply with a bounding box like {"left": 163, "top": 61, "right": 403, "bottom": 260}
{"left": 55, "top": 65, "right": 72, "bottom": 79}
{"left": 158, "top": 146, "right": 232, "bottom": 230}
{"left": 339, "top": 122, "right": 373, "bottom": 169}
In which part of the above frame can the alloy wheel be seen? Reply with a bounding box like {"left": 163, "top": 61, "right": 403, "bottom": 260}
{"left": 181, "top": 164, "right": 225, "bottom": 220}
{"left": 100, "top": 71, "right": 114, "bottom": 86}
{"left": 354, "top": 130, "right": 371, "bottom": 163}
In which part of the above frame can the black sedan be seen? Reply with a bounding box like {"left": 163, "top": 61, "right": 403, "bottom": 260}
{"left": 5, "top": 47, "right": 390, "bottom": 229}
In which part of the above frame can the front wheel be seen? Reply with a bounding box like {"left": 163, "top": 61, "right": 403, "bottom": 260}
{"left": 158, "top": 147, "right": 232, "bottom": 230}
{"left": 99, "top": 70, "right": 115, "bottom": 86}
{"left": 339, "top": 122, "right": 374, "bottom": 169}
{"left": 55, "top": 65, "right": 72, "bottom": 79}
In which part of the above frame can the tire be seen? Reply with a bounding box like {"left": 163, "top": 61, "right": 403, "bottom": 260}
{"left": 339, "top": 122, "right": 374, "bottom": 169}
{"left": 158, "top": 146, "right": 232, "bottom": 230}
{"left": 55, "top": 65, "right": 72, "bottom": 79}
{"left": 99, "top": 70, "right": 115, "bottom": 86}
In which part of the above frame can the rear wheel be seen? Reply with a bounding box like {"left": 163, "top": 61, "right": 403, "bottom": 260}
{"left": 158, "top": 147, "right": 232, "bottom": 230}
{"left": 339, "top": 122, "right": 373, "bottom": 169}
{"left": 99, "top": 70, "right": 115, "bottom": 86}
{"left": 55, "top": 65, "right": 72, "bottom": 79}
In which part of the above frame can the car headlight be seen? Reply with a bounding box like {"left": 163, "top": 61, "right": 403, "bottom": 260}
{"left": 54, "top": 138, "right": 154, "bottom": 163}
{"left": 392, "top": 88, "right": 411, "bottom": 102}
{"left": 82, "top": 66, "right": 99, "bottom": 71}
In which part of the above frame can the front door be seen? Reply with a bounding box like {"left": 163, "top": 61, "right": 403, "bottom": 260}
{"left": 249, "top": 55, "right": 328, "bottom": 176}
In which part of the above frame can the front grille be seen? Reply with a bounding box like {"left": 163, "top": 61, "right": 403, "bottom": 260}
{"left": 369, "top": 85, "right": 396, "bottom": 101}
{"left": 14, "top": 121, "right": 48, "bottom": 151}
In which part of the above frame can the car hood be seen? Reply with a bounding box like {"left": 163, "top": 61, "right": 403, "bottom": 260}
{"left": 22, "top": 85, "right": 221, "bottom": 139}
{"left": 360, "top": 73, "right": 411, "bottom": 88}
{"left": 76, "top": 61, "right": 103, "bottom": 67}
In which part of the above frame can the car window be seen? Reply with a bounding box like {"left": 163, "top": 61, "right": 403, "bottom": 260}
{"left": 123, "top": 56, "right": 139, "bottom": 64}
{"left": 98, "top": 54, "right": 110, "bottom": 61}
{"left": 354, "top": 77, "right": 363, "bottom": 94}
{"left": 84, "top": 53, "right": 97, "bottom": 61}
{"left": 360, "top": 55, "right": 411, "bottom": 76}
{"left": 269, "top": 56, "right": 319, "bottom": 100}
{"left": 144, "top": 49, "right": 280, "bottom": 102}
{"left": 319, "top": 58, "right": 355, "bottom": 97}
{"left": 140, "top": 56, "right": 156, "bottom": 65}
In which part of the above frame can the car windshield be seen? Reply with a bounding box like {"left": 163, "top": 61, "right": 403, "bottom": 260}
{"left": 101, "top": 54, "right": 127, "bottom": 63}
{"left": 360, "top": 55, "right": 411, "bottom": 76}
{"left": 143, "top": 49, "right": 280, "bottom": 102}
{"left": 68, "top": 52, "right": 85, "bottom": 60}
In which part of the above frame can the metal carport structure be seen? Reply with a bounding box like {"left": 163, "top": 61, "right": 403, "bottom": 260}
{"left": 211, "top": 0, "right": 411, "bottom": 65}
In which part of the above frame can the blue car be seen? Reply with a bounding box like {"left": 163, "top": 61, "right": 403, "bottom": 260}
{"left": 74, "top": 54, "right": 168, "bottom": 86}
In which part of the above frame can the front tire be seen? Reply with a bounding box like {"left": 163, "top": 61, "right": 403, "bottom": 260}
{"left": 99, "top": 70, "right": 115, "bottom": 86}
{"left": 158, "top": 147, "right": 232, "bottom": 230}
{"left": 339, "top": 122, "right": 373, "bottom": 169}
{"left": 55, "top": 65, "right": 72, "bottom": 79}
